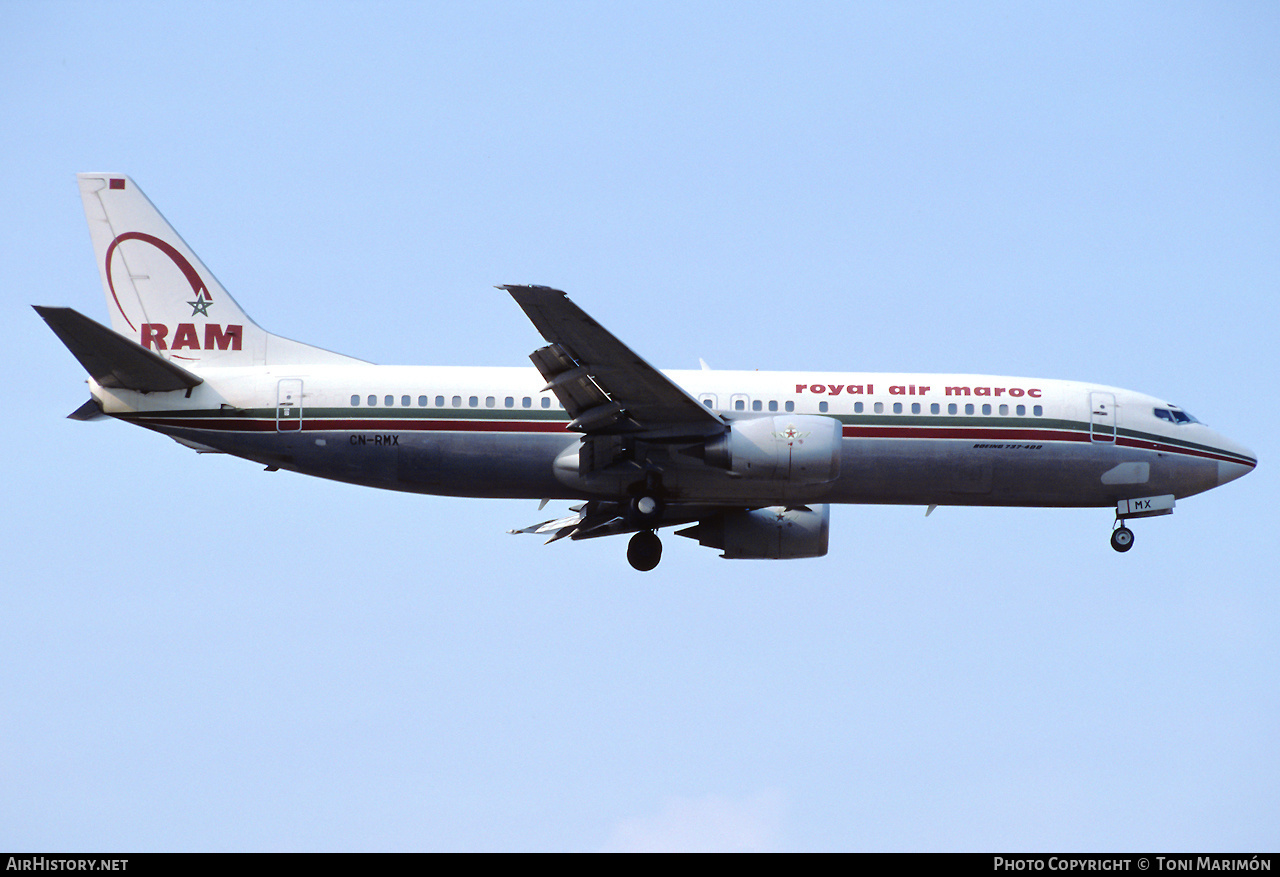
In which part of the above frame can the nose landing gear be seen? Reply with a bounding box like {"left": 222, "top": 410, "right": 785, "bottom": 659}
{"left": 1110, "top": 522, "right": 1134, "bottom": 552}
{"left": 1108, "top": 495, "right": 1175, "bottom": 553}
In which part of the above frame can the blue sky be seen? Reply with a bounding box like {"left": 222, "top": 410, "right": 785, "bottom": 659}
{"left": 2, "top": 1, "right": 1277, "bottom": 851}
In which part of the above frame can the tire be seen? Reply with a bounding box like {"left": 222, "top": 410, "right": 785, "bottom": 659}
{"left": 627, "top": 530, "right": 662, "bottom": 571}
{"left": 1110, "top": 526, "right": 1134, "bottom": 553}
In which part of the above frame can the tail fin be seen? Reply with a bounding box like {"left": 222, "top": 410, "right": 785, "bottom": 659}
{"left": 77, "top": 174, "right": 362, "bottom": 367}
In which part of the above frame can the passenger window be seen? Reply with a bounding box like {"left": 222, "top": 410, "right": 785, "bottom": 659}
{"left": 351, "top": 395, "right": 360, "bottom": 406}
{"left": 436, "top": 395, "right": 445, "bottom": 407}
{"left": 418, "top": 395, "right": 427, "bottom": 407}
{"left": 930, "top": 403, "right": 940, "bottom": 414}
{"left": 874, "top": 402, "right": 884, "bottom": 414}
{"left": 819, "top": 401, "right": 828, "bottom": 413}
{"left": 367, "top": 395, "right": 377, "bottom": 406}
{"left": 768, "top": 400, "right": 778, "bottom": 412}
{"left": 911, "top": 403, "right": 921, "bottom": 414}
{"left": 1016, "top": 404, "right": 1025, "bottom": 415}
{"left": 703, "top": 399, "right": 713, "bottom": 408}
{"left": 541, "top": 397, "right": 551, "bottom": 409}
{"left": 735, "top": 399, "right": 745, "bottom": 411}
{"left": 965, "top": 404, "right": 975, "bottom": 415}
{"left": 893, "top": 402, "right": 903, "bottom": 414}
{"left": 982, "top": 404, "right": 992, "bottom": 415}
{"left": 522, "top": 397, "right": 531, "bottom": 408}
{"left": 999, "top": 404, "right": 1008, "bottom": 415}
{"left": 505, "top": 397, "right": 514, "bottom": 408}
{"left": 486, "top": 396, "right": 495, "bottom": 408}
{"left": 469, "top": 396, "right": 478, "bottom": 407}
{"left": 785, "top": 401, "right": 795, "bottom": 412}
{"left": 948, "top": 403, "right": 957, "bottom": 415}
{"left": 854, "top": 402, "right": 863, "bottom": 414}
{"left": 399, "top": 395, "right": 409, "bottom": 407}
{"left": 752, "top": 400, "right": 762, "bottom": 411}
{"left": 1033, "top": 405, "right": 1043, "bottom": 416}
{"left": 452, "top": 395, "right": 461, "bottom": 407}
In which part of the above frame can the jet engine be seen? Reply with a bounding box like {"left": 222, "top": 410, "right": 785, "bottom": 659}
{"left": 676, "top": 504, "right": 830, "bottom": 559}
{"left": 699, "top": 415, "right": 841, "bottom": 483}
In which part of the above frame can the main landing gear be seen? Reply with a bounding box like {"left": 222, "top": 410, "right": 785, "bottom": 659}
{"left": 627, "top": 530, "right": 662, "bottom": 571}
{"left": 1110, "top": 521, "right": 1135, "bottom": 553}
{"left": 626, "top": 479, "right": 665, "bottom": 570}
{"left": 630, "top": 494, "right": 663, "bottom": 522}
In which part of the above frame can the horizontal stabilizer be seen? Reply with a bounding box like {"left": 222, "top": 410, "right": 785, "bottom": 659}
{"left": 67, "top": 398, "right": 108, "bottom": 421}
{"left": 34, "top": 305, "right": 202, "bottom": 392}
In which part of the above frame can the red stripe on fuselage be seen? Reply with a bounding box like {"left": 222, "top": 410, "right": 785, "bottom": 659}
{"left": 126, "top": 414, "right": 1253, "bottom": 467}
{"left": 839, "top": 424, "right": 1253, "bottom": 467}
{"left": 1114, "top": 435, "right": 1255, "bottom": 467}
{"left": 131, "top": 416, "right": 573, "bottom": 434}
{"left": 841, "top": 425, "right": 1085, "bottom": 443}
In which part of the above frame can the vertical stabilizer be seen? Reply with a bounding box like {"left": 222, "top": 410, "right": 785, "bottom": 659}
{"left": 77, "top": 174, "right": 361, "bottom": 367}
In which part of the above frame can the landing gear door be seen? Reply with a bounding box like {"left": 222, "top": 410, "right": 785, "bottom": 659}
{"left": 1090, "top": 391, "right": 1116, "bottom": 443}
{"left": 277, "top": 378, "right": 303, "bottom": 432}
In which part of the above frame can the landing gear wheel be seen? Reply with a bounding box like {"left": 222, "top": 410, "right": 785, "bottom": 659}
{"left": 627, "top": 530, "right": 662, "bottom": 571}
{"left": 631, "top": 495, "right": 663, "bottom": 522}
{"left": 1110, "top": 526, "right": 1134, "bottom": 553}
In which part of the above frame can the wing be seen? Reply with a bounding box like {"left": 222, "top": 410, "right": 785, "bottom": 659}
{"left": 509, "top": 499, "right": 728, "bottom": 543}
{"left": 502, "top": 285, "right": 723, "bottom": 437}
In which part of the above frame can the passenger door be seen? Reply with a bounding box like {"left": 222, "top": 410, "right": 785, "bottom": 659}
{"left": 1089, "top": 391, "right": 1116, "bottom": 443}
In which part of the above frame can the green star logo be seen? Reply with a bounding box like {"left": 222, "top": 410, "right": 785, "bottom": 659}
{"left": 188, "top": 288, "right": 213, "bottom": 317}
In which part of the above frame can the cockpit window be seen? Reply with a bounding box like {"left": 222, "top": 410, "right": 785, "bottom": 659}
{"left": 1154, "top": 407, "right": 1200, "bottom": 425}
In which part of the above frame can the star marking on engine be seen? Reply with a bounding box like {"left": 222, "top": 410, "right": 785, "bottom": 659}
{"left": 776, "top": 423, "right": 809, "bottom": 442}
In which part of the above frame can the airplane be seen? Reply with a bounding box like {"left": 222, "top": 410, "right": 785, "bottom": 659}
{"left": 36, "top": 174, "right": 1257, "bottom": 571}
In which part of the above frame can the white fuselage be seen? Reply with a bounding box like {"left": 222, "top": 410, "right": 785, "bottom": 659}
{"left": 90, "top": 365, "right": 1257, "bottom": 509}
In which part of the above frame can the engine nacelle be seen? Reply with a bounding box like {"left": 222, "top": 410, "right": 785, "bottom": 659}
{"left": 702, "top": 415, "right": 841, "bottom": 483}
{"left": 676, "top": 504, "right": 830, "bottom": 559}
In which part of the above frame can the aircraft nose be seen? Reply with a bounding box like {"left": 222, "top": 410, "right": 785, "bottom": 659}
{"left": 1219, "top": 458, "right": 1256, "bottom": 486}
{"left": 1215, "top": 438, "right": 1257, "bottom": 486}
